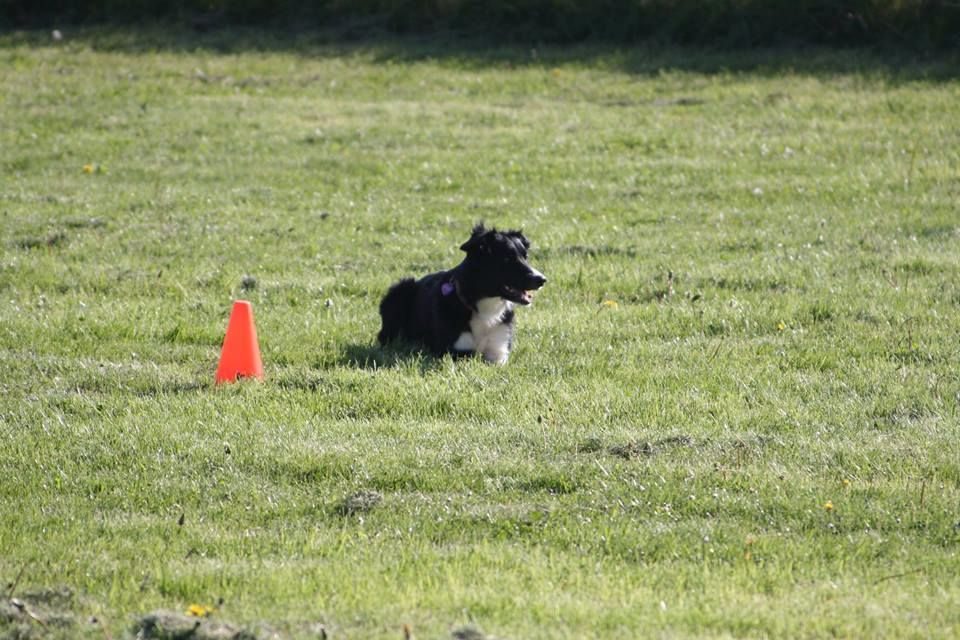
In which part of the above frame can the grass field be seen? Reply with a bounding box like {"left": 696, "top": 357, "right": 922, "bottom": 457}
{"left": 2, "top": 28, "right": 960, "bottom": 639}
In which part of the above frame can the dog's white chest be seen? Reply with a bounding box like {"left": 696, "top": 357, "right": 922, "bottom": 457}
{"left": 454, "top": 297, "right": 513, "bottom": 364}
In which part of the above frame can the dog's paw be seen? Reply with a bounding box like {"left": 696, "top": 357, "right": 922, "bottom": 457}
{"left": 482, "top": 349, "right": 509, "bottom": 365}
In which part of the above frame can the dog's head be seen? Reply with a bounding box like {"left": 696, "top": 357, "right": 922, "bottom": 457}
{"left": 460, "top": 224, "right": 547, "bottom": 305}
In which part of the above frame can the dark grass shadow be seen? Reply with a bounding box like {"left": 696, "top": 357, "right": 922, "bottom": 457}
{"left": 576, "top": 432, "right": 785, "bottom": 463}
{"left": 539, "top": 244, "right": 640, "bottom": 260}
{"left": 62, "top": 378, "right": 209, "bottom": 397}
{"left": 338, "top": 341, "right": 450, "bottom": 373}
{"left": 132, "top": 380, "right": 209, "bottom": 395}
{"left": 1, "top": 25, "right": 958, "bottom": 83}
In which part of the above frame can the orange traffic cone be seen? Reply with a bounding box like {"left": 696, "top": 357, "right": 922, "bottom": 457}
{"left": 215, "top": 300, "right": 263, "bottom": 384}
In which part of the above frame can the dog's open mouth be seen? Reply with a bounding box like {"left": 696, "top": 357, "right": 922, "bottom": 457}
{"left": 502, "top": 285, "right": 536, "bottom": 305}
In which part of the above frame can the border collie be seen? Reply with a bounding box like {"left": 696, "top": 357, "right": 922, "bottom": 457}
{"left": 377, "top": 224, "right": 547, "bottom": 364}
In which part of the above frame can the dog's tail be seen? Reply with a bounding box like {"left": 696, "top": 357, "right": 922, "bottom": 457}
{"left": 377, "top": 278, "right": 417, "bottom": 345}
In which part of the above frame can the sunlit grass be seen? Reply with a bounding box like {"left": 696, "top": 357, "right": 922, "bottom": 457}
{"left": 1, "top": 29, "right": 959, "bottom": 639}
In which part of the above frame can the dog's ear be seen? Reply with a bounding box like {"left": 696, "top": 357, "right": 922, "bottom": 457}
{"left": 460, "top": 223, "right": 488, "bottom": 253}
{"left": 508, "top": 229, "right": 531, "bottom": 250}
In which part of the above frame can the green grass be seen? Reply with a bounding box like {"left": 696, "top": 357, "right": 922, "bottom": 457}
{"left": 2, "top": 29, "right": 960, "bottom": 639}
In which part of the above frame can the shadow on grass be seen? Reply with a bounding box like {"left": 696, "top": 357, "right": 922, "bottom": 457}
{"left": 135, "top": 380, "right": 209, "bottom": 395}
{"left": 338, "top": 341, "right": 449, "bottom": 373}
{"left": 63, "top": 378, "right": 209, "bottom": 397}
{"left": 1, "top": 25, "right": 958, "bottom": 82}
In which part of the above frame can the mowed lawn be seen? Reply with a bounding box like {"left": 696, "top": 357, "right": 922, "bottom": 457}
{"left": 1, "top": 29, "right": 959, "bottom": 639}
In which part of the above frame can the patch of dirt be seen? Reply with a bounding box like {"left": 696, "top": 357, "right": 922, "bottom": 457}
{"left": 133, "top": 610, "right": 259, "bottom": 640}
{"left": 652, "top": 97, "right": 706, "bottom": 107}
{"left": 1, "top": 587, "right": 81, "bottom": 639}
{"left": 15, "top": 231, "right": 69, "bottom": 249}
{"left": 715, "top": 435, "right": 781, "bottom": 464}
{"left": 609, "top": 435, "right": 694, "bottom": 459}
{"left": 337, "top": 490, "right": 383, "bottom": 516}
{"left": 576, "top": 436, "right": 604, "bottom": 453}
{"left": 63, "top": 217, "right": 106, "bottom": 229}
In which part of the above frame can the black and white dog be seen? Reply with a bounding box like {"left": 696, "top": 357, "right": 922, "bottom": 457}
{"left": 377, "top": 224, "right": 547, "bottom": 364}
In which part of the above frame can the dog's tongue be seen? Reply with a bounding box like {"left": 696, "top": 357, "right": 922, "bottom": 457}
{"left": 522, "top": 290, "right": 534, "bottom": 304}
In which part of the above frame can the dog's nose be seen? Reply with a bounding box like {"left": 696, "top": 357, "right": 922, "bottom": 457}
{"left": 530, "top": 272, "right": 547, "bottom": 289}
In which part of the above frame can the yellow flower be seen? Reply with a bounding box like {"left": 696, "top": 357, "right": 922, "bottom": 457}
{"left": 186, "top": 604, "right": 214, "bottom": 617}
{"left": 842, "top": 479, "right": 851, "bottom": 488}
{"left": 823, "top": 501, "right": 834, "bottom": 512}
{"left": 600, "top": 300, "right": 618, "bottom": 309}
{"left": 82, "top": 164, "right": 95, "bottom": 174}
{"left": 777, "top": 321, "right": 786, "bottom": 331}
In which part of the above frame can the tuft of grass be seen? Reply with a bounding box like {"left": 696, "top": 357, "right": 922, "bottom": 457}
{"left": 1, "top": 28, "right": 959, "bottom": 639}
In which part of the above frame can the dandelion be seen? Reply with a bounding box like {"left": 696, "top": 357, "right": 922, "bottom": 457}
{"left": 82, "top": 164, "right": 95, "bottom": 174}
{"left": 777, "top": 321, "right": 786, "bottom": 331}
{"left": 842, "top": 479, "right": 851, "bottom": 488}
{"left": 824, "top": 501, "right": 834, "bottom": 512}
{"left": 186, "top": 604, "right": 214, "bottom": 617}
{"left": 600, "top": 300, "right": 618, "bottom": 309}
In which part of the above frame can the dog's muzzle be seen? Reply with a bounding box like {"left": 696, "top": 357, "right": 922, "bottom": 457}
{"left": 504, "top": 269, "right": 547, "bottom": 305}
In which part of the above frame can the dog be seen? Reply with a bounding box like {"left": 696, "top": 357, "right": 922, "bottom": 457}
{"left": 377, "top": 224, "right": 547, "bottom": 364}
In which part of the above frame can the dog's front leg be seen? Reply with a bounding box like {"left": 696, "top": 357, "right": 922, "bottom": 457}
{"left": 479, "top": 323, "right": 512, "bottom": 365}
{"left": 449, "top": 332, "right": 477, "bottom": 360}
